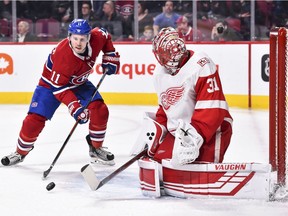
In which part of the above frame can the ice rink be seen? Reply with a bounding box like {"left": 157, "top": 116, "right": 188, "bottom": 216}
{"left": 0, "top": 104, "right": 287, "bottom": 216}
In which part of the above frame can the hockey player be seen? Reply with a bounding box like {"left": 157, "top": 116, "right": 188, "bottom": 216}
{"left": 131, "top": 27, "right": 233, "bottom": 197}
{"left": 1, "top": 19, "right": 120, "bottom": 166}
{"left": 134, "top": 26, "right": 233, "bottom": 164}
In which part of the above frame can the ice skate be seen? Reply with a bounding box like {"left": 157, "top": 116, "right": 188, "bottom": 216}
{"left": 1, "top": 152, "right": 25, "bottom": 166}
{"left": 86, "top": 135, "right": 115, "bottom": 166}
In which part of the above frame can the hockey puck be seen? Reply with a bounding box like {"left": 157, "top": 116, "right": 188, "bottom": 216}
{"left": 46, "top": 182, "right": 56, "bottom": 191}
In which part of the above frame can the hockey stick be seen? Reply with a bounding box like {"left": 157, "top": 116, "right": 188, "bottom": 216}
{"left": 43, "top": 71, "right": 108, "bottom": 179}
{"left": 81, "top": 148, "right": 147, "bottom": 190}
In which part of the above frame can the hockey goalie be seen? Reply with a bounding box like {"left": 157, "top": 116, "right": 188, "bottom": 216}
{"left": 131, "top": 27, "right": 272, "bottom": 200}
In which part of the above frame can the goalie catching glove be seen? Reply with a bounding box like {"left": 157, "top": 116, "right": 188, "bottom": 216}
{"left": 171, "top": 120, "right": 204, "bottom": 166}
{"left": 68, "top": 101, "right": 89, "bottom": 124}
{"left": 102, "top": 51, "right": 120, "bottom": 75}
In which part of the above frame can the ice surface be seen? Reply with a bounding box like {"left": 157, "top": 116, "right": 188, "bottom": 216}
{"left": 0, "top": 105, "right": 287, "bottom": 216}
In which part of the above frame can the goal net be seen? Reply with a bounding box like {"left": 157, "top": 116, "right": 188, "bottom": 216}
{"left": 269, "top": 27, "right": 288, "bottom": 188}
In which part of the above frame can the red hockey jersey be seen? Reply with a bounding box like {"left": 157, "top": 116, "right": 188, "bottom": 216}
{"left": 39, "top": 27, "right": 115, "bottom": 106}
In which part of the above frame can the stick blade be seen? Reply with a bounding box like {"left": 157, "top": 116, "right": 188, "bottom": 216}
{"left": 81, "top": 164, "right": 101, "bottom": 190}
{"left": 43, "top": 167, "right": 52, "bottom": 179}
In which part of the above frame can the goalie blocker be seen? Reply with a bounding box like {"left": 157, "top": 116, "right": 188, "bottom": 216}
{"left": 138, "top": 158, "right": 273, "bottom": 200}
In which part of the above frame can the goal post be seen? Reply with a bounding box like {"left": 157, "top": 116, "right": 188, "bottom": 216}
{"left": 269, "top": 27, "right": 288, "bottom": 187}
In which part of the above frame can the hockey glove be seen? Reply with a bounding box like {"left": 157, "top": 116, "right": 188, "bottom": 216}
{"left": 102, "top": 51, "right": 120, "bottom": 75}
{"left": 130, "top": 112, "right": 167, "bottom": 157}
{"left": 171, "top": 120, "right": 204, "bottom": 166}
{"left": 68, "top": 101, "right": 90, "bottom": 124}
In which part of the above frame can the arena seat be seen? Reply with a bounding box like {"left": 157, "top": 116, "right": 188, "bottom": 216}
{"left": 35, "top": 18, "right": 60, "bottom": 41}
{"left": 0, "top": 19, "right": 10, "bottom": 36}
{"left": 225, "top": 18, "right": 241, "bottom": 32}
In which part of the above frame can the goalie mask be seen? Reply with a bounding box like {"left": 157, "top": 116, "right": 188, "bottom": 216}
{"left": 152, "top": 27, "right": 187, "bottom": 75}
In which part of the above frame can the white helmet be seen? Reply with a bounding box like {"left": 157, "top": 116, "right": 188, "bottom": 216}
{"left": 152, "top": 27, "right": 186, "bottom": 75}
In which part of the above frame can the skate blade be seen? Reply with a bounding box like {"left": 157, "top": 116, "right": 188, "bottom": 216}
{"left": 90, "top": 157, "right": 115, "bottom": 166}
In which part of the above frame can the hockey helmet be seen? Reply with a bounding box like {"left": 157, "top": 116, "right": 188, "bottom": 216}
{"left": 152, "top": 27, "right": 186, "bottom": 75}
{"left": 68, "top": 19, "right": 91, "bottom": 35}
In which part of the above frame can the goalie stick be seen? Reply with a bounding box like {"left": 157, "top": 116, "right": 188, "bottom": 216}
{"left": 43, "top": 71, "right": 108, "bottom": 179}
{"left": 81, "top": 148, "right": 147, "bottom": 190}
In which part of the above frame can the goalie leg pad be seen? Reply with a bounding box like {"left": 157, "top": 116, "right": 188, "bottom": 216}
{"left": 138, "top": 157, "right": 163, "bottom": 197}
{"left": 162, "top": 159, "right": 271, "bottom": 200}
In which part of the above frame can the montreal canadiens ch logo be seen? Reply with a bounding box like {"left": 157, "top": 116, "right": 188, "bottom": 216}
{"left": 71, "top": 70, "right": 91, "bottom": 85}
{"left": 160, "top": 85, "right": 185, "bottom": 110}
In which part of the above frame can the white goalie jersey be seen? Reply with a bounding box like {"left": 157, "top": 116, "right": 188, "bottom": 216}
{"left": 153, "top": 50, "right": 232, "bottom": 139}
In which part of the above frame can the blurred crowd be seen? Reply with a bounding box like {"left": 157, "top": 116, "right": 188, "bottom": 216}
{"left": 0, "top": 0, "right": 287, "bottom": 42}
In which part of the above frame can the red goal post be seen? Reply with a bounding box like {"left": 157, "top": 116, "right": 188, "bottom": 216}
{"left": 269, "top": 27, "right": 288, "bottom": 187}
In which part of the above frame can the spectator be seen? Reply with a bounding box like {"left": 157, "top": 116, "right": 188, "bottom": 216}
{"left": 197, "top": 0, "right": 211, "bottom": 20}
{"left": 142, "top": 0, "right": 163, "bottom": 15}
{"left": 51, "top": 1, "right": 73, "bottom": 39}
{"left": 138, "top": 1, "right": 154, "bottom": 34}
{"left": 91, "top": 1, "right": 105, "bottom": 18}
{"left": 0, "top": 0, "right": 12, "bottom": 21}
{"left": 197, "top": 1, "right": 228, "bottom": 22}
{"left": 270, "top": 1, "right": 288, "bottom": 29}
{"left": 210, "top": 1, "right": 228, "bottom": 20}
{"left": 115, "top": 0, "right": 133, "bottom": 17}
{"left": 254, "top": 0, "right": 273, "bottom": 40}
{"left": 211, "top": 19, "right": 243, "bottom": 41}
{"left": 139, "top": 25, "right": 153, "bottom": 41}
{"left": 16, "top": 0, "right": 36, "bottom": 21}
{"left": 115, "top": 0, "right": 134, "bottom": 41}
{"left": 0, "top": 25, "right": 9, "bottom": 42}
{"left": 98, "top": 1, "right": 122, "bottom": 41}
{"left": 153, "top": 0, "right": 181, "bottom": 36}
{"left": 176, "top": 15, "right": 204, "bottom": 42}
{"left": 51, "top": 1, "right": 72, "bottom": 23}
{"left": 79, "top": 1, "right": 98, "bottom": 26}
{"left": 30, "top": 1, "right": 53, "bottom": 20}
{"left": 173, "top": 0, "right": 193, "bottom": 14}
{"left": 17, "top": 20, "right": 37, "bottom": 42}
{"left": 229, "top": 0, "right": 251, "bottom": 41}
{"left": 100, "top": 1, "right": 119, "bottom": 21}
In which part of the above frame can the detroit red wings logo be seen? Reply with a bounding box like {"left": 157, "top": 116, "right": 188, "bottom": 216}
{"left": 160, "top": 85, "right": 185, "bottom": 110}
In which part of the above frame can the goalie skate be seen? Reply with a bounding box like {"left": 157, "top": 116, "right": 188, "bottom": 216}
{"left": 86, "top": 135, "right": 115, "bottom": 166}
{"left": 1, "top": 152, "right": 25, "bottom": 166}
